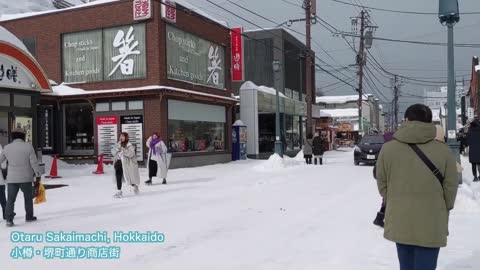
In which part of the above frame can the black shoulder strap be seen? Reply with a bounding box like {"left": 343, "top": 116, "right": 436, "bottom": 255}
{"left": 408, "top": 144, "right": 444, "bottom": 186}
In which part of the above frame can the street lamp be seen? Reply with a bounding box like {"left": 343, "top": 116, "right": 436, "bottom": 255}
{"left": 439, "top": 0, "right": 462, "bottom": 184}
{"left": 272, "top": 60, "right": 283, "bottom": 157}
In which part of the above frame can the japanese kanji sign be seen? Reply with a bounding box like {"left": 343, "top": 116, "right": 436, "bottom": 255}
{"left": 230, "top": 27, "right": 244, "bottom": 82}
{"left": 133, "top": 0, "right": 152, "bottom": 21}
{"left": 161, "top": 0, "right": 176, "bottom": 23}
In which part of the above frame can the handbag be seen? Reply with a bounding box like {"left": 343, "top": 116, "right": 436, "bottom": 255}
{"left": 408, "top": 144, "right": 444, "bottom": 186}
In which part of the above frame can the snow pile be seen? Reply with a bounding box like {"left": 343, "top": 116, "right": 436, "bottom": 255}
{"left": 254, "top": 154, "right": 304, "bottom": 171}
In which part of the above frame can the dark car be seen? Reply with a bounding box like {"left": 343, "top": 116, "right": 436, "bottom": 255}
{"left": 354, "top": 135, "right": 385, "bottom": 166}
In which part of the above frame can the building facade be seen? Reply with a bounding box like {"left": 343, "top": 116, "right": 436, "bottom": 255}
{"left": 1, "top": 0, "right": 237, "bottom": 167}
{"left": 234, "top": 28, "right": 315, "bottom": 157}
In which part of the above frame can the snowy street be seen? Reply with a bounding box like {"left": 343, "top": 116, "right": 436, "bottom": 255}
{"left": 1, "top": 149, "right": 480, "bottom": 270}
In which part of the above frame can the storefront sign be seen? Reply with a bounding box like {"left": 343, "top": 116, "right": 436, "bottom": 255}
{"left": 161, "top": 0, "right": 176, "bottom": 23}
{"left": 62, "top": 30, "right": 103, "bottom": 83}
{"left": 0, "top": 56, "right": 36, "bottom": 90}
{"left": 133, "top": 0, "right": 152, "bottom": 21}
{"left": 13, "top": 116, "right": 33, "bottom": 143}
{"left": 40, "top": 106, "right": 53, "bottom": 151}
{"left": 96, "top": 116, "right": 119, "bottom": 162}
{"left": 62, "top": 24, "right": 146, "bottom": 83}
{"left": 230, "top": 27, "right": 244, "bottom": 82}
{"left": 166, "top": 25, "right": 225, "bottom": 89}
{"left": 121, "top": 115, "right": 144, "bottom": 161}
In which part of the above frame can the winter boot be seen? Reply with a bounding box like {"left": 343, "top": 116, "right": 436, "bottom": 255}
{"left": 162, "top": 178, "right": 167, "bottom": 185}
{"left": 320, "top": 158, "right": 323, "bottom": 165}
{"left": 26, "top": 216, "right": 37, "bottom": 222}
{"left": 133, "top": 185, "right": 140, "bottom": 195}
{"left": 373, "top": 212, "right": 385, "bottom": 228}
{"left": 6, "top": 220, "right": 14, "bottom": 227}
{"left": 113, "top": 191, "right": 123, "bottom": 198}
{"left": 474, "top": 177, "right": 479, "bottom": 182}
{"left": 145, "top": 179, "right": 152, "bottom": 185}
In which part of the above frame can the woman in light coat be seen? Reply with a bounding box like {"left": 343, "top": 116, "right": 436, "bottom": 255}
{"left": 111, "top": 132, "right": 141, "bottom": 198}
{"left": 146, "top": 133, "right": 169, "bottom": 185}
{"left": 145, "top": 133, "right": 169, "bottom": 185}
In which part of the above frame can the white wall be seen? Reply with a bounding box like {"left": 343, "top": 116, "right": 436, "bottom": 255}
{"left": 240, "top": 86, "right": 259, "bottom": 156}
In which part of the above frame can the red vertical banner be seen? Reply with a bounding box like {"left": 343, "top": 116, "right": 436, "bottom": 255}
{"left": 231, "top": 27, "right": 244, "bottom": 82}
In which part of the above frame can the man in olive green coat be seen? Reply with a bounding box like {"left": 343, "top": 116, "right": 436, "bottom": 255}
{"left": 376, "top": 104, "right": 458, "bottom": 270}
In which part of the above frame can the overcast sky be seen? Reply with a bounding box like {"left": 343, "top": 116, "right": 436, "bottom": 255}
{"left": 197, "top": 0, "right": 480, "bottom": 113}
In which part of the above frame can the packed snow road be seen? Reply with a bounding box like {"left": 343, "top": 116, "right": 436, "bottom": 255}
{"left": 1, "top": 150, "right": 479, "bottom": 270}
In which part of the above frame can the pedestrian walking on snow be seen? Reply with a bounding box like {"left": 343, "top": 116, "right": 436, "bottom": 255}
{"left": 145, "top": 133, "right": 169, "bottom": 185}
{"left": 376, "top": 104, "right": 458, "bottom": 270}
{"left": 0, "top": 128, "right": 42, "bottom": 227}
{"left": 467, "top": 119, "right": 480, "bottom": 182}
{"left": 303, "top": 133, "right": 313, "bottom": 164}
{"left": 112, "top": 132, "right": 141, "bottom": 198}
{"left": 312, "top": 133, "right": 325, "bottom": 165}
{"left": 372, "top": 131, "right": 394, "bottom": 228}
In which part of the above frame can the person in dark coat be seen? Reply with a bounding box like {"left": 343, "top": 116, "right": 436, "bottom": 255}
{"left": 303, "top": 133, "right": 313, "bottom": 164}
{"left": 372, "top": 131, "right": 395, "bottom": 227}
{"left": 467, "top": 120, "right": 480, "bottom": 182}
{"left": 312, "top": 132, "right": 325, "bottom": 165}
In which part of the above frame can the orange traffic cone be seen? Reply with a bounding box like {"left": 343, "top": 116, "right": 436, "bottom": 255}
{"left": 93, "top": 154, "right": 105, "bottom": 174}
{"left": 45, "top": 155, "right": 62, "bottom": 179}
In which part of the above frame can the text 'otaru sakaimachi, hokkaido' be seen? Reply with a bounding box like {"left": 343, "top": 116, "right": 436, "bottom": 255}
{"left": 9, "top": 231, "right": 165, "bottom": 244}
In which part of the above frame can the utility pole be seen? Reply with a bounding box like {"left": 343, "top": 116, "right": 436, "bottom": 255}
{"left": 304, "top": 0, "right": 315, "bottom": 135}
{"left": 356, "top": 10, "right": 366, "bottom": 137}
{"left": 393, "top": 75, "right": 399, "bottom": 130}
{"left": 351, "top": 10, "right": 376, "bottom": 138}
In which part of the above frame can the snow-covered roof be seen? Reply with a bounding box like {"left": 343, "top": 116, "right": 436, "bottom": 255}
{"left": 0, "top": 0, "right": 119, "bottom": 21}
{"left": 0, "top": 0, "right": 228, "bottom": 27}
{"left": 320, "top": 108, "right": 358, "bottom": 118}
{"left": 316, "top": 95, "right": 368, "bottom": 104}
{"left": 45, "top": 83, "right": 237, "bottom": 101}
{"left": 0, "top": 26, "right": 31, "bottom": 55}
{"left": 240, "top": 81, "right": 288, "bottom": 98}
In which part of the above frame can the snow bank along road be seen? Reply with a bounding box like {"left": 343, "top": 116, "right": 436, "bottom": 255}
{"left": 1, "top": 150, "right": 479, "bottom": 270}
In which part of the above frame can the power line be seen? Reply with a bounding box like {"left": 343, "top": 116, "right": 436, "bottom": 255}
{"left": 279, "top": 0, "right": 302, "bottom": 8}
{"left": 340, "top": 32, "right": 480, "bottom": 48}
{"left": 315, "top": 64, "right": 357, "bottom": 88}
{"left": 330, "top": 0, "right": 480, "bottom": 15}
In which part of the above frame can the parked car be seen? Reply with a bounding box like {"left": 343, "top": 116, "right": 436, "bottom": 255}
{"left": 354, "top": 135, "right": 385, "bottom": 166}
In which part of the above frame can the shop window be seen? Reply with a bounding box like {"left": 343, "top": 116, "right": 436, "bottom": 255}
{"left": 0, "top": 93, "right": 10, "bottom": 107}
{"left": 14, "top": 95, "right": 31, "bottom": 108}
{"left": 168, "top": 120, "right": 225, "bottom": 152}
{"left": 128, "top": 100, "right": 143, "bottom": 110}
{"left": 64, "top": 103, "right": 94, "bottom": 154}
{"left": 96, "top": 102, "right": 109, "bottom": 112}
{"left": 112, "top": 101, "right": 126, "bottom": 111}
{"left": 167, "top": 100, "right": 226, "bottom": 153}
{"left": 21, "top": 38, "right": 36, "bottom": 57}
